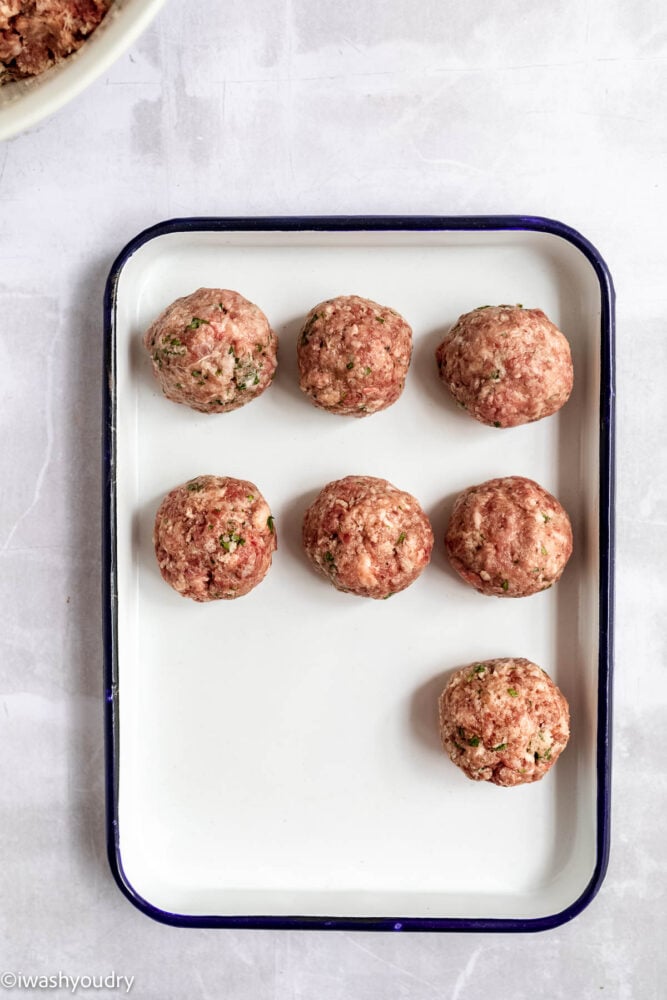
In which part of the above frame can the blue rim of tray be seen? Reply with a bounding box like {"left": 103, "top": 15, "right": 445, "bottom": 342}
{"left": 102, "top": 214, "right": 615, "bottom": 932}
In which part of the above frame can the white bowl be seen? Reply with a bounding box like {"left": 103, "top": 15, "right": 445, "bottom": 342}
{"left": 0, "top": 0, "right": 167, "bottom": 141}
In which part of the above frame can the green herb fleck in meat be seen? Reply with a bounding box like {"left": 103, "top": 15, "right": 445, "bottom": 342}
{"left": 492, "top": 743, "right": 507, "bottom": 752}
{"left": 219, "top": 532, "right": 245, "bottom": 552}
{"left": 542, "top": 512, "right": 551, "bottom": 523}
{"left": 396, "top": 532, "right": 406, "bottom": 545}
{"left": 375, "top": 315, "right": 385, "bottom": 324}
{"left": 540, "top": 544, "right": 548, "bottom": 556}
{"left": 501, "top": 579, "right": 509, "bottom": 591}
{"left": 508, "top": 687, "right": 519, "bottom": 698}
{"left": 187, "top": 481, "right": 204, "bottom": 492}
{"left": 467, "top": 736, "right": 481, "bottom": 747}
{"left": 267, "top": 515, "right": 275, "bottom": 533}
{"left": 346, "top": 361, "right": 354, "bottom": 370}
{"left": 186, "top": 317, "right": 210, "bottom": 330}
{"left": 494, "top": 421, "right": 501, "bottom": 428}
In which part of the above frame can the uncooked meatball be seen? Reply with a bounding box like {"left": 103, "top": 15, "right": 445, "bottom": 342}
{"left": 153, "top": 476, "right": 277, "bottom": 601}
{"left": 302, "top": 475, "right": 433, "bottom": 599}
{"left": 438, "top": 657, "right": 570, "bottom": 786}
{"left": 297, "top": 295, "right": 412, "bottom": 417}
{"left": 144, "top": 288, "right": 277, "bottom": 413}
{"left": 445, "top": 476, "right": 572, "bottom": 597}
{"left": 435, "top": 305, "right": 573, "bottom": 427}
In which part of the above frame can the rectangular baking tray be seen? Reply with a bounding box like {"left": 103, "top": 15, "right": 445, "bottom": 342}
{"left": 103, "top": 215, "right": 614, "bottom": 931}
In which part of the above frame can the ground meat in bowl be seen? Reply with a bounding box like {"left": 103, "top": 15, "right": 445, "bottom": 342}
{"left": 144, "top": 288, "right": 278, "bottom": 413}
{"left": 1, "top": 1, "right": 111, "bottom": 84}
{"left": 438, "top": 657, "right": 570, "bottom": 786}
{"left": 297, "top": 295, "right": 412, "bottom": 417}
{"left": 435, "top": 305, "right": 573, "bottom": 428}
{"left": 153, "top": 476, "right": 277, "bottom": 602}
{"left": 302, "top": 475, "right": 433, "bottom": 599}
{"left": 445, "top": 476, "right": 573, "bottom": 597}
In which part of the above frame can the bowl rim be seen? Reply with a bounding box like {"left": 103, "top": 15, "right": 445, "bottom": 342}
{"left": 0, "top": 0, "right": 167, "bottom": 141}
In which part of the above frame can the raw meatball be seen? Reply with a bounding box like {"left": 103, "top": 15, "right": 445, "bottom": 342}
{"left": 435, "top": 305, "right": 573, "bottom": 428}
{"left": 302, "top": 475, "right": 433, "bottom": 599}
{"left": 153, "top": 476, "right": 277, "bottom": 601}
{"left": 297, "top": 295, "right": 412, "bottom": 417}
{"left": 438, "top": 657, "right": 570, "bottom": 786}
{"left": 144, "top": 288, "right": 278, "bottom": 413}
{"left": 445, "top": 476, "right": 572, "bottom": 597}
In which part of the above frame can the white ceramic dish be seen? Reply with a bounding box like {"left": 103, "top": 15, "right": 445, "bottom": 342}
{"left": 103, "top": 216, "right": 614, "bottom": 930}
{"left": 0, "top": 0, "right": 166, "bottom": 141}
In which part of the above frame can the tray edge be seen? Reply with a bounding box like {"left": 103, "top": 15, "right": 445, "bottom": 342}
{"left": 101, "top": 213, "right": 615, "bottom": 933}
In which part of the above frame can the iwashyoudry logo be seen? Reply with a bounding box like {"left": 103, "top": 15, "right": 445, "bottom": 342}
{"left": 0, "top": 972, "right": 134, "bottom": 994}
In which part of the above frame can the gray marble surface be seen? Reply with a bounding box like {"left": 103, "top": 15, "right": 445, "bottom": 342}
{"left": 1, "top": 1, "right": 665, "bottom": 997}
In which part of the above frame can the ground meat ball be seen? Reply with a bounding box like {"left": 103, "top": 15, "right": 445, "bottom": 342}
{"left": 435, "top": 305, "right": 573, "bottom": 428}
{"left": 302, "top": 475, "right": 433, "bottom": 599}
{"left": 445, "top": 476, "right": 573, "bottom": 597}
{"left": 438, "top": 657, "right": 570, "bottom": 786}
{"left": 143, "top": 288, "right": 278, "bottom": 413}
{"left": 297, "top": 295, "right": 412, "bottom": 417}
{"left": 1, "top": 1, "right": 111, "bottom": 84}
{"left": 153, "top": 476, "right": 277, "bottom": 602}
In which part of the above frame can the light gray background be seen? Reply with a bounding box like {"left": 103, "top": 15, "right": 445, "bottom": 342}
{"left": 1, "top": 1, "right": 665, "bottom": 997}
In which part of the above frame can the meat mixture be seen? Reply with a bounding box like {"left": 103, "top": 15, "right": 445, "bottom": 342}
{"left": 144, "top": 288, "right": 278, "bottom": 414}
{"left": 445, "top": 476, "right": 573, "bottom": 597}
{"left": 297, "top": 295, "right": 412, "bottom": 417}
{"left": 0, "top": 0, "right": 111, "bottom": 84}
{"left": 153, "top": 475, "right": 277, "bottom": 602}
{"left": 302, "top": 475, "right": 433, "bottom": 599}
{"left": 438, "top": 657, "right": 570, "bottom": 786}
{"left": 435, "top": 305, "right": 573, "bottom": 428}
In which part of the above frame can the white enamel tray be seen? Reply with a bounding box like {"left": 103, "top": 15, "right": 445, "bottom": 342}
{"left": 103, "top": 216, "right": 614, "bottom": 930}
